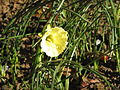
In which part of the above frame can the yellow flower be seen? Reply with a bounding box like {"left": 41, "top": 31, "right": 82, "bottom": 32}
{"left": 41, "top": 26, "right": 68, "bottom": 57}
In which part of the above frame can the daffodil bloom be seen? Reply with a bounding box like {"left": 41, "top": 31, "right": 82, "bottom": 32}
{"left": 41, "top": 26, "right": 68, "bottom": 57}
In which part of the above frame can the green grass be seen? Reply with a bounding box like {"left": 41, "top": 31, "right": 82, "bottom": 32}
{"left": 0, "top": 0, "right": 120, "bottom": 90}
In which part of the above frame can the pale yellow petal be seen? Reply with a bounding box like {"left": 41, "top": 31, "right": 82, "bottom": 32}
{"left": 41, "top": 26, "right": 68, "bottom": 57}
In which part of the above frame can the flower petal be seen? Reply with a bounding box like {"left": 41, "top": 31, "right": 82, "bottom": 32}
{"left": 41, "top": 27, "right": 68, "bottom": 57}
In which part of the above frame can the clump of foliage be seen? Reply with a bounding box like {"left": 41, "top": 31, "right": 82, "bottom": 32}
{"left": 0, "top": 0, "right": 120, "bottom": 89}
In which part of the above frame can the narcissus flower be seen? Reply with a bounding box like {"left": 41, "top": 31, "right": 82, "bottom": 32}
{"left": 40, "top": 26, "right": 68, "bottom": 57}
